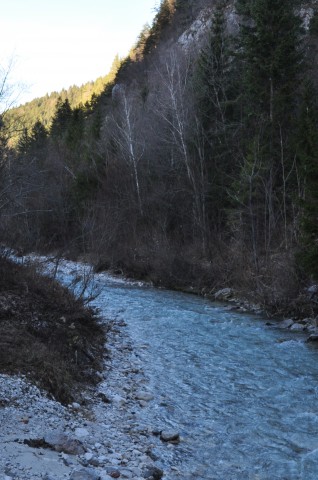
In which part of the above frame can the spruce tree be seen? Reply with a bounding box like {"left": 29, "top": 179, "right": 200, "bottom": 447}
{"left": 234, "top": 0, "right": 303, "bottom": 252}
{"left": 296, "top": 81, "right": 318, "bottom": 279}
{"left": 239, "top": 0, "right": 302, "bottom": 125}
{"left": 194, "top": 1, "right": 237, "bottom": 233}
{"left": 50, "top": 98, "right": 72, "bottom": 139}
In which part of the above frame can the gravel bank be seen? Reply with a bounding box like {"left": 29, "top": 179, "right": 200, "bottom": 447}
{"left": 0, "top": 318, "right": 165, "bottom": 480}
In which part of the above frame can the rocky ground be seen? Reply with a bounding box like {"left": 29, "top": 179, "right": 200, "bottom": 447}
{"left": 0, "top": 317, "right": 171, "bottom": 480}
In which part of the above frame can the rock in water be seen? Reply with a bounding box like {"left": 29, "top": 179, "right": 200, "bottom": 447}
{"left": 290, "top": 323, "right": 304, "bottom": 332}
{"left": 160, "top": 430, "right": 180, "bottom": 443}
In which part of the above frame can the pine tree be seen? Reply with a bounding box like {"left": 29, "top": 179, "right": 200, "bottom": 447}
{"left": 50, "top": 98, "right": 72, "bottom": 139}
{"left": 233, "top": 0, "right": 304, "bottom": 253}
{"left": 193, "top": 1, "right": 237, "bottom": 233}
{"left": 66, "top": 106, "right": 85, "bottom": 150}
{"left": 17, "top": 128, "right": 31, "bottom": 155}
{"left": 144, "top": 0, "right": 176, "bottom": 54}
{"left": 239, "top": 0, "right": 302, "bottom": 125}
{"left": 30, "top": 121, "right": 47, "bottom": 149}
{"left": 296, "top": 81, "right": 318, "bottom": 279}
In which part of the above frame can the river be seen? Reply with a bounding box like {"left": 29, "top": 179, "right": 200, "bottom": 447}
{"left": 38, "top": 256, "right": 318, "bottom": 479}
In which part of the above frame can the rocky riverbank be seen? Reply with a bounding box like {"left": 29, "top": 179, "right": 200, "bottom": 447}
{"left": 0, "top": 317, "right": 170, "bottom": 480}
{"left": 210, "top": 287, "right": 318, "bottom": 342}
{"left": 0, "top": 254, "right": 179, "bottom": 480}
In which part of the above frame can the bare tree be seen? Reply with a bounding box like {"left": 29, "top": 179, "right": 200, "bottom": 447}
{"left": 106, "top": 87, "right": 145, "bottom": 216}
{"left": 149, "top": 47, "right": 209, "bottom": 252}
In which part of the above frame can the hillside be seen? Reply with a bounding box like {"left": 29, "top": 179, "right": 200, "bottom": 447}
{"left": 5, "top": 55, "right": 121, "bottom": 145}
{"left": 1, "top": 0, "right": 318, "bottom": 319}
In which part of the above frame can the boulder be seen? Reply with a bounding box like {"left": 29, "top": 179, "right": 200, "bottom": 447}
{"left": 44, "top": 432, "right": 86, "bottom": 455}
{"left": 214, "top": 288, "right": 233, "bottom": 300}
{"left": 290, "top": 323, "right": 305, "bottom": 332}
{"left": 160, "top": 430, "right": 180, "bottom": 443}
{"left": 280, "top": 319, "right": 294, "bottom": 329}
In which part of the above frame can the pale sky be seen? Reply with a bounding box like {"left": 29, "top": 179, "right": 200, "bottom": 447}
{"left": 0, "top": 0, "right": 158, "bottom": 105}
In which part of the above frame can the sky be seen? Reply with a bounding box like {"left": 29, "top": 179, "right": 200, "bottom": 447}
{"left": 0, "top": 0, "right": 159, "bottom": 105}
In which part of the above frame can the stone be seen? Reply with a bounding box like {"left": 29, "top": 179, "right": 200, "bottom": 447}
{"left": 307, "top": 285, "right": 318, "bottom": 295}
{"left": 160, "top": 430, "right": 180, "bottom": 443}
{"left": 98, "top": 392, "right": 112, "bottom": 404}
{"left": 135, "top": 392, "right": 154, "bottom": 402}
{"left": 70, "top": 468, "right": 100, "bottom": 480}
{"left": 142, "top": 465, "right": 163, "bottom": 479}
{"left": 44, "top": 432, "right": 86, "bottom": 455}
{"left": 84, "top": 452, "right": 94, "bottom": 462}
{"left": 103, "top": 467, "right": 121, "bottom": 478}
{"left": 75, "top": 427, "right": 90, "bottom": 438}
{"left": 290, "top": 323, "right": 305, "bottom": 332}
{"left": 214, "top": 288, "right": 233, "bottom": 300}
{"left": 280, "top": 319, "right": 294, "bottom": 328}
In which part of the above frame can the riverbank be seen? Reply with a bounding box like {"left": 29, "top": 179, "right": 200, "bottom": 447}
{"left": 0, "top": 318, "right": 165, "bottom": 480}
{"left": 207, "top": 286, "right": 318, "bottom": 343}
{"left": 97, "top": 257, "right": 318, "bottom": 342}
{"left": 2, "top": 251, "right": 318, "bottom": 479}
{"left": 90, "top": 247, "right": 318, "bottom": 332}
{"left": 0, "top": 255, "right": 167, "bottom": 479}
{"left": 0, "top": 254, "right": 104, "bottom": 404}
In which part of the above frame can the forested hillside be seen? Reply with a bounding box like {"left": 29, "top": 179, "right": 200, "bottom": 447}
{"left": 1, "top": 0, "right": 318, "bottom": 317}
{"left": 5, "top": 54, "right": 121, "bottom": 145}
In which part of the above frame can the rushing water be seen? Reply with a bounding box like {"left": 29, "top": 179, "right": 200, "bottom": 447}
{"left": 35, "top": 257, "right": 318, "bottom": 480}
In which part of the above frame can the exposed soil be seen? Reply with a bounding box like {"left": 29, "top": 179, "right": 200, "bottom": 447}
{"left": 0, "top": 254, "right": 105, "bottom": 404}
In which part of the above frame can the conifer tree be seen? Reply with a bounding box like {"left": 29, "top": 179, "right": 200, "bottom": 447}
{"left": 296, "top": 81, "right": 318, "bottom": 279}
{"left": 17, "top": 128, "right": 31, "bottom": 155}
{"left": 193, "top": 1, "right": 236, "bottom": 233}
{"left": 234, "top": 0, "right": 303, "bottom": 252}
{"left": 50, "top": 98, "right": 72, "bottom": 139}
{"left": 239, "top": 0, "right": 302, "bottom": 125}
{"left": 30, "top": 121, "right": 47, "bottom": 149}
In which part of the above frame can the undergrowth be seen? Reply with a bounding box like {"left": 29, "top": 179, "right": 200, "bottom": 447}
{"left": 0, "top": 255, "right": 105, "bottom": 404}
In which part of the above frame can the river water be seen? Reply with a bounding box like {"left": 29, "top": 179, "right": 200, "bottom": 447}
{"left": 40, "top": 257, "right": 318, "bottom": 479}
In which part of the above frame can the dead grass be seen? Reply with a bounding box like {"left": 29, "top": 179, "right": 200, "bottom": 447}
{"left": 0, "top": 255, "right": 105, "bottom": 404}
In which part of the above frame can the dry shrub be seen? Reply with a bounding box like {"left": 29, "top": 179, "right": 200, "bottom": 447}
{"left": 0, "top": 255, "right": 105, "bottom": 404}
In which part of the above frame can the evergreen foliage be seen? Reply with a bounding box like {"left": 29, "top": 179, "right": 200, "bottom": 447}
{"left": 143, "top": 0, "right": 176, "bottom": 53}
{"left": 193, "top": 1, "right": 237, "bottom": 232}
{"left": 233, "top": 0, "right": 304, "bottom": 254}
{"left": 50, "top": 98, "right": 72, "bottom": 139}
{"left": 239, "top": 0, "right": 302, "bottom": 124}
{"left": 5, "top": 55, "right": 122, "bottom": 145}
{"left": 296, "top": 81, "right": 318, "bottom": 279}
